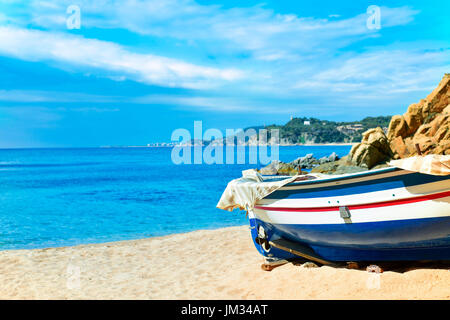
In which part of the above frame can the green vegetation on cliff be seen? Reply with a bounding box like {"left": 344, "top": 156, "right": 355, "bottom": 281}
{"left": 262, "top": 116, "right": 391, "bottom": 144}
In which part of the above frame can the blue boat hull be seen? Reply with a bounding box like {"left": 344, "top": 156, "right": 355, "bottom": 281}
{"left": 249, "top": 167, "right": 450, "bottom": 262}
{"left": 250, "top": 216, "right": 450, "bottom": 261}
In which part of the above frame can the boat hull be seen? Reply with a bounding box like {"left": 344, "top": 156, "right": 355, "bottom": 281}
{"left": 250, "top": 167, "right": 450, "bottom": 262}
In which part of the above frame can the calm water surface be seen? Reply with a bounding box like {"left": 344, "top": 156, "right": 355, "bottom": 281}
{"left": 0, "top": 146, "right": 351, "bottom": 250}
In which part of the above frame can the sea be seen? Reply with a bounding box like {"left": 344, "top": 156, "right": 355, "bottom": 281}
{"left": 0, "top": 145, "right": 351, "bottom": 250}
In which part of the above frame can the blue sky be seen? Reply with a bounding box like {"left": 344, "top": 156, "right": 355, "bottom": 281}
{"left": 0, "top": 0, "right": 448, "bottom": 147}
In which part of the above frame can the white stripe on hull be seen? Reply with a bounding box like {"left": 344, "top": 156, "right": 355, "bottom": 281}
{"left": 257, "top": 180, "right": 450, "bottom": 208}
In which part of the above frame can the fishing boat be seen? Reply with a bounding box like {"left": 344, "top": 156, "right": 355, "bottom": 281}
{"left": 218, "top": 155, "right": 450, "bottom": 263}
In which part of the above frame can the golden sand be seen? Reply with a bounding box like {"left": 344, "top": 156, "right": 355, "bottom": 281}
{"left": 0, "top": 226, "right": 449, "bottom": 299}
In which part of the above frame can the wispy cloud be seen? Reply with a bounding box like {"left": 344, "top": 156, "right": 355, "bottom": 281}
{"left": 132, "top": 94, "right": 302, "bottom": 113}
{"left": 0, "top": 90, "right": 121, "bottom": 103}
{"left": 0, "top": 0, "right": 448, "bottom": 116}
{"left": 0, "top": 26, "right": 243, "bottom": 89}
{"left": 19, "top": 1, "right": 420, "bottom": 60}
{"left": 294, "top": 47, "right": 450, "bottom": 96}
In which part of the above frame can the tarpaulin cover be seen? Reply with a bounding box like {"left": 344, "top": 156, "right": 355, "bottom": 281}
{"left": 216, "top": 169, "right": 299, "bottom": 211}
{"left": 389, "top": 155, "right": 450, "bottom": 176}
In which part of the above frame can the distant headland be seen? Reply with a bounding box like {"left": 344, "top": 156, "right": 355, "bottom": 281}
{"left": 101, "top": 116, "right": 391, "bottom": 148}
{"left": 178, "top": 116, "right": 390, "bottom": 147}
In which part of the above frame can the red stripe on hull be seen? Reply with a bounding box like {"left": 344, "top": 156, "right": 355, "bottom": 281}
{"left": 254, "top": 190, "right": 450, "bottom": 212}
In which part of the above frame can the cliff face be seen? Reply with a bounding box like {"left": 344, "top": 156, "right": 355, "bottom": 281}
{"left": 265, "top": 75, "right": 449, "bottom": 174}
{"left": 316, "top": 73, "right": 450, "bottom": 171}
{"left": 387, "top": 74, "right": 450, "bottom": 158}
{"left": 344, "top": 74, "right": 450, "bottom": 169}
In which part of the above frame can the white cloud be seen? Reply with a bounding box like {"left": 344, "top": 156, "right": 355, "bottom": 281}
{"left": 0, "top": 26, "right": 244, "bottom": 89}
{"left": 1, "top": 1, "right": 448, "bottom": 116}
{"left": 294, "top": 48, "right": 450, "bottom": 96}
{"left": 17, "top": 1, "right": 419, "bottom": 60}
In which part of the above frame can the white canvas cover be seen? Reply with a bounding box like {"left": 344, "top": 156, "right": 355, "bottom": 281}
{"left": 216, "top": 169, "right": 300, "bottom": 211}
{"left": 389, "top": 154, "right": 450, "bottom": 176}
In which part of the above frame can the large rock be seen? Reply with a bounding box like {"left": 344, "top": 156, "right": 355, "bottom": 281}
{"left": 387, "top": 74, "right": 450, "bottom": 158}
{"left": 291, "top": 153, "right": 318, "bottom": 169}
{"left": 403, "top": 103, "right": 424, "bottom": 136}
{"left": 326, "top": 152, "right": 339, "bottom": 162}
{"left": 315, "top": 74, "right": 449, "bottom": 174}
{"left": 389, "top": 136, "right": 408, "bottom": 159}
{"left": 259, "top": 160, "right": 300, "bottom": 176}
{"left": 277, "top": 162, "right": 301, "bottom": 176}
{"left": 424, "top": 75, "right": 450, "bottom": 114}
{"left": 310, "top": 161, "right": 340, "bottom": 174}
{"left": 387, "top": 115, "right": 408, "bottom": 140}
{"left": 347, "top": 127, "right": 393, "bottom": 168}
{"left": 258, "top": 160, "right": 281, "bottom": 175}
{"left": 259, "top": 152, "right": 340, "bottom": 175}
{"left": 310, "top": 156, "right": 368, "bottom": 175}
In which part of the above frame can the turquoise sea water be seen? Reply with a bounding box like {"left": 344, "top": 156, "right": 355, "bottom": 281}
{"left": 0, "top": 146, "right": 351, "bottom": 250}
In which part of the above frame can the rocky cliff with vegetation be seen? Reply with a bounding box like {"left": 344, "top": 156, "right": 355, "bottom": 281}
{"left": 264, "top": 116, "right": 391, "bottom": 144}
{"left": 311, "top": 74, "right": 450, "bottom": 174}
{"left": 197, "top": 115, "right": 391, "bottom": 146}
{"left": 261, "top": 74, "right": 449, "bottom": 176}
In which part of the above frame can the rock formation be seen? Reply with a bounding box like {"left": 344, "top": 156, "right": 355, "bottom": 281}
{"left": 259, "top": 160, "right": 300, "bottom": 176}
{"left": 314, "top": 73, "right": 450, "bottom": 173}
{"left": 259, "top": 153, "right": 339, "bottom": 175}
{"left": 347, "top": 127, "right": 393, "bottom": 168}
{"left": 291, "top": 153, "right": 340, "bottom": 169}
{"left": 260, "top": 74, "right": 449, "bottom": 175}
{"left": 387, "top": 74, "right": 450, "bottom": 158}
{"left": 310, "top": 156, "right": 368, "bottom": 175}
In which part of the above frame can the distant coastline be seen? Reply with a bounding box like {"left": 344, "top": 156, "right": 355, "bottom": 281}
{"left": 101, "top": 142, "right": 356, "bottom": 148}
{"left": 98, "top": 115, "right": 391, "bottom": 149}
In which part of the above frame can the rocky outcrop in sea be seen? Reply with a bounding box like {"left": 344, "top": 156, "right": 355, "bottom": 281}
{"left": 259, "top": 152, "right": 339, "bottom": 175}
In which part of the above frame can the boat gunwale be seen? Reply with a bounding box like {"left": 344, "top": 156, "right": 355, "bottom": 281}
{"left": 263, "top": 166, "right": 402, "bottom": 187}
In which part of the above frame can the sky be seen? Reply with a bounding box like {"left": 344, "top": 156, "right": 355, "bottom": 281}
{"left": 0, "top": 0, "right": 449, "bottom": 148}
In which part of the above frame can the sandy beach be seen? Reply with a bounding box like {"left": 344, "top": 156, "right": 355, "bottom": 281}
{"left": 0, "top": 225, "right": 449, "bottom": 300}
